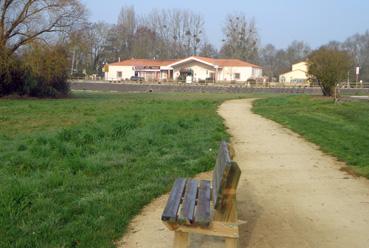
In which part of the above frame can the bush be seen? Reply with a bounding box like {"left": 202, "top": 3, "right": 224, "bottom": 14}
{"left": 308, "top": 47, "right": 353, "bottom": 96}
{"left": 0, "top": 49, "right": 24, "bottom": 95}
{"left": 0, "top": 44, "right": 70, "bottom": 98}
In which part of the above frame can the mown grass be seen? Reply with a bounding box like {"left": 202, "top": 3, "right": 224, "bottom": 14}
{"left": 253, "top": 95, "right": 369, "bottom": 177}
{"left": 0, "top": 91, "right": 248, "bottom": 248}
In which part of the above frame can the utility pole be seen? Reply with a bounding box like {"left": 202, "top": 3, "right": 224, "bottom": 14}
{"left": 356, "top": 66, "right": 360, "bottom": 88}
{"left": 71, "top": 48, "right": 76, "bottom": 76}
{"left": 347, "top": 71, "right": 350, "bottom": 88}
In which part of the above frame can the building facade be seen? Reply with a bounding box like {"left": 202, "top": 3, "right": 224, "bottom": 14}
{"left": 104, "top": 59, "right": 176, "bottom": 82}
{"left": 279, "top": 61, "right": 309, "bottom": 84}
{"left": 105, "top": 56, "right": 262, "bottom": 83}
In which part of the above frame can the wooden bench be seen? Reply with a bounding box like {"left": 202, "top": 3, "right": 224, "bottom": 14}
{"left": 161, "top": 141, "right": 241, "bottom": 247}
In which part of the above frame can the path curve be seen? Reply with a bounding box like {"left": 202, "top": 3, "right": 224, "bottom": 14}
{"left": 117, "top": 99, "right": 369, "bottom": 248}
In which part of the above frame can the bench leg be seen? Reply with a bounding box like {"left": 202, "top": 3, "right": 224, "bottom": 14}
{"left": 173, "top": 231, "right": 188, "bottom": 248}
{"left": 225, "top": 237, "right": 238, "bottom": 248}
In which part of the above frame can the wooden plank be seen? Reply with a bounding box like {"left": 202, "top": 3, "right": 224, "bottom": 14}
{"left": 162, "top": 178, "right": 187, "bottom": 223}
{"left": 178, "top": 179, "right": 198, "bottom": 225}
{"left": 225, "top": 161, "right": 241, "bottom": 192}
{"left": 212, "top": 141, "right": 232, "bottom": 209}
{"left": 216, "top": 161, "right": 241, "bottom": 215}
{"left": 195, "top": 180, "right": 211, "bottom": 227}
{"left": 214, "top": 195, "right": 238, "bottom": 222}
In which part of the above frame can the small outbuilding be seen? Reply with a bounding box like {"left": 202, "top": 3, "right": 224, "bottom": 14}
{"left": 279, "top": 61, "right": 309, "bottom": 85}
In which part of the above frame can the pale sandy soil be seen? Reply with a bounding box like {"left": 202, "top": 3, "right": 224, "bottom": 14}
{"left": 117, "top": 99, "right": 369, "bottom": 248}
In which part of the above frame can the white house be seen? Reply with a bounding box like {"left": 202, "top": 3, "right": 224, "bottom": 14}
{"left": 104, "top": 59, "right": 176, "bottom": 82}
{"left": 104, "top": 56, "right": 262, "bottom": 83}
{"left": 279, "top": 61, "right": 309, "bottom": 84}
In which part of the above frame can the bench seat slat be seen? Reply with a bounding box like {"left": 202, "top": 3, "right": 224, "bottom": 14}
{"left": 178, "top": 179, "right": 199, "bottom": 225}
{"left": 195, "top": 180, "right": 211, "bottom": 227}
{"left": 161, "top": 178, "right": 187, "bottom": 222}
{"left": 213, "top": 141, "right": 232, "bottom": 209}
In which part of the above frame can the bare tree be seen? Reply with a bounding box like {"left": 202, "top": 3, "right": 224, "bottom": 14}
{"left": 144, "top": 9, "right": 205, "bottom": 58}
{"left": 132, "top": 25, "right": 158, "bottom": 59}
{"left": 183, "top": 11, "right": 204, "bottom": 56}
{"left": 220, "top": 14, "right": 259, "bottom": 62}
{"left": 115, "top": 6, "right": 137, "bottom": 59}
{"left": 259, "top": 44, "right": 278, "bottom": 80}
{"left": 67, "top": 27, "right": 90, "bottom": 75}
{"left": 285, "top": 40, "right": 311, "bottom": 64}
{"left": 0, "top": 0, "right": 85, "bottom": 54}
{"left": 88, "top": 22, "right": 111, "bottom": 73}
{"left": 342, "top": 31, "right": 369, "bottom": 81}
{"left": 258, "top": 41, "right": 312, "bottom": 81}
{"left": 199, "top": 42, "right": 218, "bottom": 58}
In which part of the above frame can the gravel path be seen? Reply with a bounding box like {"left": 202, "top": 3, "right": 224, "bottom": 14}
{"left": 118, "top": 99, "right": 369, "bottom": 248}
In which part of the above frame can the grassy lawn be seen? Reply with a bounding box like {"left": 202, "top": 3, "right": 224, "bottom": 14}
{"left": 0, "top": 91, "right": 248, "bottom": 248}
{"left": 253, "top": 95, "right": 369, "bottom": 178}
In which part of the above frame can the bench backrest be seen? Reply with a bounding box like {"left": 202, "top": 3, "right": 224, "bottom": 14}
{"left": 212, "top": 141, "right": 241, "bottom": 212}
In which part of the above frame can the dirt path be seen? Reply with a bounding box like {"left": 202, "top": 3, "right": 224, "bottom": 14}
{"left": 118, "top": 99, "right": 369, "bottom": 248}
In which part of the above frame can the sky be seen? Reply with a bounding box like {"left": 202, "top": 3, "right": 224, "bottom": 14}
{"left": 83, "top": 0, "right": 369, "bottom": 49}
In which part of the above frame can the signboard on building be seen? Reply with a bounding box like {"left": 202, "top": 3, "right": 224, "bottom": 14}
{"left": 134, "top": 66, "right": 160, "bottom": 70}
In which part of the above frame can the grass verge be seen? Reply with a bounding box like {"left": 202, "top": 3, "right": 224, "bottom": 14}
{"left": 253, "top": 95, "right": 369, "bottom": 178}
{"left": 0, "top": 91, "right": 248, "bottom": 248}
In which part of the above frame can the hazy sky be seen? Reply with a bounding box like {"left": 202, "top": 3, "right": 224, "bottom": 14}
{"left": 83, "top": 0, "right": 369, "bottom": 49}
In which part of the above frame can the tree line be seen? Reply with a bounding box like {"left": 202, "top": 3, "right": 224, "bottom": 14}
{"left": 1, "top": 1, "right": 369, "bottom": 97}
{"left": 69, "top": 6, "right": 311, "bottom": 79}
{"left": 66, "top": 6, "right": 369, "bottom": 83}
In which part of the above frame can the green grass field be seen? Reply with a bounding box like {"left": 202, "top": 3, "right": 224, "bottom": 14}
{"left": 253, "top": 95, "right": 369, "bottom": 178}
{"left": 0, "top": 91, "right": 248, "bottom": 248}
{"left": 3, "top": 91, "right": 368, "bottom": 247}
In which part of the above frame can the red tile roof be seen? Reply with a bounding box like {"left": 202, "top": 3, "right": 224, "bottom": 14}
{"left": 191, "top": 56, "right": 261, "bottom": 68}
{"left": 109, "top": 58, "right": 178, "bottom": 67}
{"left": 109, "top": 56, "right": 261, "bottom": 68}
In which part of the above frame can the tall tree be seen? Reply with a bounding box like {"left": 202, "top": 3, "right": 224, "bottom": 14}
{"left": 259, "top": 44, "right": 278, "bottom": 80}
{"left": 145, "top": 9, "right": 205, "bottom": 58}
{"left": 308, "top": 47, "right": 353, "bottom": 96}
{"left": 87, "top": 22, "right": 112, "bottom": 74}
{"left": 199, "top": 42, "right": 218, "bottom": 58}
{"left": 115, "top": 6, "right": 137, "bottom": 59}
{"left": 342, "top": 31, "right": 369, "bottom": 82}
{"left": 132, "top": 25, "right": 158, "bottom": 59}
{"left": 0, "top": 0, "right": 85, "bottom": 54}
{"left": 220, "top": 14, "right": 259, "bottom": 62}
{"left": 259, "top": 41, "right": 312, "bottom": 81}
{"left": 285, "top": 40, "right": 311, "bottom": 64}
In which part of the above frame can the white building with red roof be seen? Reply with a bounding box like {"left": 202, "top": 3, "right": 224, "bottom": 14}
{"left": 105, "top": 56, "right": 262, "bottom": 83}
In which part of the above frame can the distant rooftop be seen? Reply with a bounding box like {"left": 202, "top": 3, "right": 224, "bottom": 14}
{"left": 109, "top": 56, "right": 261, "bottom": 68}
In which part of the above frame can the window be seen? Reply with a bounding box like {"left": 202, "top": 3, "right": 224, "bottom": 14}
{"left": 234, "top": 73, "right": 240, "bottom": 80}
{"left": 117, "top": 71, "right": 122, "bottom": 78}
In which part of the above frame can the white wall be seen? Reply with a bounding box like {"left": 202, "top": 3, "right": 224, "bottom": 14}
{"left": 173, "top": 61, "right": 215, "bottom": 82}
{"left": 219, "top": 67, "right": 262, "bottom": 82}
{"left": 106, "top": 61, "right": 263, "bottom": 83}
{"left": 292, "top": 62, "right": 308, "bottom": 72}
{"left": 279, "top": 70, "right": 307, "bottom": 83}
{"left": 105, "top": 66, "right": 135, "bottom": 81}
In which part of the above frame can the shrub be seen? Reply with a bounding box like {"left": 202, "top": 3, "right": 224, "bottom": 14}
{"left": 0, "top": 49, "right": 25, "bottom": 95}
{"left": 308, "top": 47, "right": 353, "bottom": 96}
{"left": 0, "top": 44, "right": 70, "bottom": 98}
